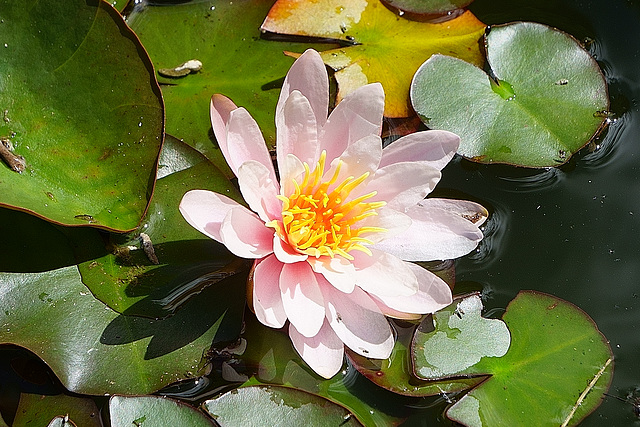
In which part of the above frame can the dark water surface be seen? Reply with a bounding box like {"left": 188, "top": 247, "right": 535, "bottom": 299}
{"left": 416, "top": 0, "right": 640, "bottom": 424}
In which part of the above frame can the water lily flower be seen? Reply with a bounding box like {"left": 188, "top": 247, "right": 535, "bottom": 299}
{"left": 180, "top": 49, "right": 487, "bottom": 379}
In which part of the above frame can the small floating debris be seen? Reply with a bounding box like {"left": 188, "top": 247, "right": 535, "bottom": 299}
{"left": 0, "top": 137, "right": 25, "bottom": 173}
{"left": 158, "top": 59, "right": 202, "bottom": 78}
{"left": 139, "top": 232, "right": 159, "bottom": 265}
{"left": 74, "top": 214, "right": 97, "bottom": 223}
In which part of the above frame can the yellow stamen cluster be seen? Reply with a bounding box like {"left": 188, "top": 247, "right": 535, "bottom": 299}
{"left": 268, "top": 151, "right": 386, "bottom": 260}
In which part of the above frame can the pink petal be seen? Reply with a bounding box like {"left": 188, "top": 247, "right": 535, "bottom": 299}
{"left": 211, "top": 95, "right": 276, "bottom": 181}
{"left": 277, "top": 49, "right": 329, "bottom": 131}
{"left": 323, "top": 285, "right": 394, "bottom": 359}
{"left": 354, "top": 207, "right": 411, "bottom": 244}
{"left": 307, "top": 256, "right": 356, "bottom": 293}
{"left": 379, "top": 130, "right": 459, "bottom": 170}
{"left": 373, "top": 199, "right": 487, "bottom": 261}
{"left": 219, "top": 207, "right": 274, "bottom": 259}
{"left": 237, "top": 160, "right": 281, "bottom": 222}
{"left": 373, "top": 263, "right": 452, "bottom": 315}
{"left": 273, "top": 235, "right": 308, "bottom": 264}
{"left": 319, "top": 83, "right": 384, "bottom": 163}
{"left": 253, "top": 255, "right": 287, "bottom": 328}
{"left": 351, "top": 248, "right": 418, "bottom": 297}
{"left": 366, "top": 161, "right": 441, "bottom": 210}
{"left": 277, "top": 90, "right": 320, "bottom": 170}
{"left": 279, "top": 154, "right": 306, "bottom": 198}
{"left": 280, "top": 262, "right": 325, "bottom": 338}
{"left": 326, "top": 134, "right": 382, "bottom": 187}
{"left": 289, "top": 321, "right": 344, "bottom": 379}
{"left": 179, "top": 189, "right": 245, "bottom": 242}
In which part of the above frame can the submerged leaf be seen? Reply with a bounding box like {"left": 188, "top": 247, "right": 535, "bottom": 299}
{"left": 411, "top": 22, "right": 609, "bottom": 167}
{"left": 261, "top": 0, "right": 486, "bottom": 117}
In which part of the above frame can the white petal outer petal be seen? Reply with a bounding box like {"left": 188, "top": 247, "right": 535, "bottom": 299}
{"left": 373, "top": 198, "right": 488, "bottom": 262}
{"left": 211, "top": 96, "right": 276, "bottom": 182}
{"left": 219, "top": 208, "right": 274, "bottom": 259}
{"left": 350, "top": 248, "right": 419, "bottom": 297}
{"left": 277, "top": 91, "right": 319, "bottom": 171}
{"left": 253, "top": 255, "right": 287, "bottom": 328}
{"left": 323, "top": 284, "right": 394, "bottom": 359}
{"left": 280, "top": 263, "right": 325, "bottom": 338}
{"left": 289, "top": 321, "right": 344, "bottom": 379}
{"left": 179, "top": 190, "right": 245, "bottom": 242}
{"left": 237, "top": 160, "right": 281, "bottom": 222}
{"left": 373, "top": 263, "right": 452, "bottom": 315}
{"left": 308, "top": 256, "right": 356, "bottom": 293}
{"left": 366, "top": 161, "right": 441, "bottom": 210}
{"left": 273, "top": 235, "right": 308, "bottom": 264}
{"left": 320, "top": 83, "right": 384, "bottom": 163}
{"left": 277, "top": 49, "right": 329, "bottom": 131}
{"left": 355, "top": 207, "right": 411, "bottom": 244}
{"left": 379, "top": 130, "right": 460, "bottom": 170}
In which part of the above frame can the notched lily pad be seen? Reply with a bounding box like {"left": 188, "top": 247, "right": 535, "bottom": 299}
{"left": 203, "top": 385, "right": 363, "bottom": 427}
{"left": 411, "top": 21, "right": 609, "bottom": 167}
{"left": 412, "top": 294, "right": 510, "bottom": 380}
{"left": 429, "top": 291, "right": 613, "bottom": 427}
{"left": 0, "top": 0, "right": 163, "bottom": 231}
{"left": 262, "top": 0, "right": 486, "bottom": 117}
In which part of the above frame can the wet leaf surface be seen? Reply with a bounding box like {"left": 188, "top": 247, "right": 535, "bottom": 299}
{"left": 12, "top": 394, "right": 100, "bottom": 427}
{"left": 0, "top": 0, "right": 163, "bottom": 230}
{"left": 0, "top": 266, "right": 245, "bottom": 395}
{"left": 411, "top": 22, "right": 609, "bottom": 167}
{"left": 110, "top": 395, "right": 216, "bottom": 427}
{"left": 203, "top": 385, "right": 363, "bottom": 427}
{"left": 261, "top": 0, "right": 486, "bottom": 117}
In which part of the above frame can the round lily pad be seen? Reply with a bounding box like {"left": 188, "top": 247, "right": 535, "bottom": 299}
{"left": 380, "top": 0, "right": 473, "bottom": 19}
{"left": 411, "top": 22, "right": 609, "bottom": 167}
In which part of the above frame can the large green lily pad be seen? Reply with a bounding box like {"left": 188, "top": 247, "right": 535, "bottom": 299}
{"left": 0, "top": 266, "right": 245, "bottom": 395}
{"left": 0, "top": 0, "right": 163, "bottom": 231}
{"left": 412, "top": 291, "right": 613, "bottom": 426}
{"left": 110, "top": 395, "right": 216, "bottom": 427}
{"left": 126, "top": 0, "right": 324, "bottom": 174}
{"left": 203, "top": 385, "right": 363, "bottom": 427}
{"left": 411, "top": 22, "right": 609, "bottom": 167}
{"left": 77, "top": 136, "right": 243, "bottom": 318}
{"left": 261, "top": 0, "right": 485, "bottom": 117}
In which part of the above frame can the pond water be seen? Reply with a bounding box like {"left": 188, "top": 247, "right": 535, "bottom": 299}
{"left": 410, "top": 0, "right": 640, "bottom": 424}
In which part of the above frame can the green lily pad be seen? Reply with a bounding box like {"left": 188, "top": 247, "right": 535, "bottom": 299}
{"left": 77, "top": 136, "right": 243, "bottom": 318}
{"left": 261, "top": 0, "right": 485, "bottom": 117}
{"left": 411, "top": 22, "right": 609, "bottom": 167}
{"left": 203, "top": 385, "right": 363, "bottom": 427}
{"left": 126, "top": 0, "right": 324, "bottom": 174}
{"left": 0, "top": 0, "right": 163, "bottom": 231}
{"left": 413, "top": 291, "right": 613, "bottom": 426}
{"left": 109, "top": 395, "right": 216, "bottom": 427}
{"left": 0, "top": 266, "right": 245, "bottom": 395}
{"left": 12, "top": 394, "right": 100, "bottom": 427}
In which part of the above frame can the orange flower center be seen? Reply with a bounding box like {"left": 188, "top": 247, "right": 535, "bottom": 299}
{"left": 268, "top": 151, "right": 386, "bottom": 260}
